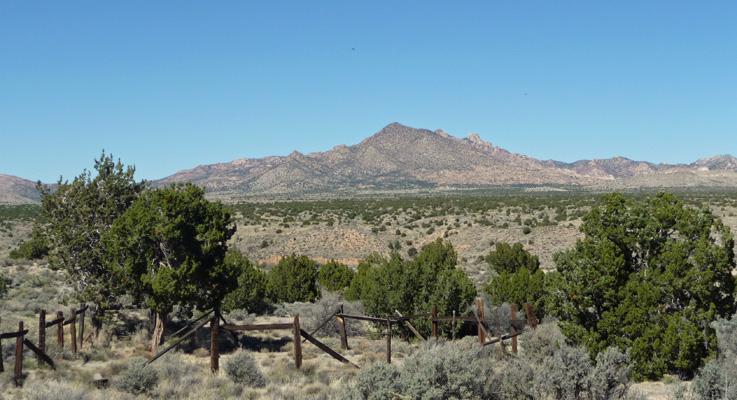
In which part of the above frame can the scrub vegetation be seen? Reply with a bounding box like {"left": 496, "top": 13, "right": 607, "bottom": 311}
{"left": 1, "top": 153, "right": 737, "bottom": 399}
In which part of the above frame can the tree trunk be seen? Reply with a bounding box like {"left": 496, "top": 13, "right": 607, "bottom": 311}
{"left": 91, "top": 309, "right": 105, "bottom": 339}
{"left": 151, "top": 311, "right": 166, "bottom": 353}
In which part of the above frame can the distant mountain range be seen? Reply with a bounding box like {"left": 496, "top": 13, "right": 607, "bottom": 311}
{"left": 3, "top": 123, "right": 737, "bottom": 204}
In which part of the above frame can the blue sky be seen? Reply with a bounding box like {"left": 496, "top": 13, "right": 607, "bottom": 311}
{"left": 2, "top": 2, "right": 735, "bottom": 183}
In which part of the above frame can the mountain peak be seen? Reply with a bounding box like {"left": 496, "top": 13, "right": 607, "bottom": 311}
{"left": 693, "top": 154, "right": 737, "bottom": 170}
{"left": 467, "top": 133, "right": 484, "bottom": 144}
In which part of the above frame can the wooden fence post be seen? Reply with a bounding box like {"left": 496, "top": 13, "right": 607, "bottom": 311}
{"left": 495, "top": 308, "right": 505, "bottom": 358}
{"left": 38, "top": 310, "right": 46, "bottom": 356}
{"left": 70, "top": 309, "right": 77, "bottom": 356}
{"left": 386, "top": 316, "right": 391, "bottom": 364}
{"left": 431, "top": 306, "right": 438, "bottom": 340}
{"left": 524, "top": 302, "right": 537, "bottom": 330}
{"left": 211, "top": 315, "right": 219, "bottom": 373}
{"left": 293, "top": 314, "right": 302, "bottom": 369}
{"left": 57, "top": 311, "right": 63, "bottom": 348}
{"left": 78, "top": 304, "right": 85, "bottom": 348}
{"left": 0, "top": 316, "right": 4, "bottom": 373}
{"left": 14, "top": 321, "right": 24, "bottom": 383}
{"left": 510, "top": 304, "right": 518, "bottom": 355}
{"left": 452, "top": 310, "right": 456, "bottom": 342}
{"left": 337, "top": 304, "right": 348, "bottom": 350}
{"left": 477, "top": 299, "right": 485, "bottom": 344}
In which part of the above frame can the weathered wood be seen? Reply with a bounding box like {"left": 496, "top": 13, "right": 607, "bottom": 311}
{"left": 302, "top": 306, "right": 342, "bottom": 344}
{"left": 338, "top": 305, "right": 349, "bottom": 350}
{"left": 15, "top": 321, "right": 24, "bottom": 382}
{"left": 431, "top": 316, "right": 479, "bottom": 322}
{"left": 74, "top": 305, "right": 89, "bottom": 315}
{"left": 148, "top": 315, "right": 214, "bottom": 365}
{"left": 166, "top": 309, "right": 214, "bottom": 340}
{"left": 474, "top": 314, "right": 490, "bottom": 345}
{"left": 386, "top": 316, "right": 391, "bottom": 364}
{"left": 223, "top": 323, "right": 294, "bottom": 331}
{"left": 495, "top": 308, "right": 505, "bottom": 358}
{"left": 210, "top": 314, "right": 219, "bottom": 373}
{"left": 393, "top": 312, "right": 432, "bottom": 321}
{"left": 300, "top": 329, "right": 358, "bottom": 368}
{"left": 77, "top": 304, "right": 86, "bottom": 348}
{"left": 510, "top": 319, "right": 528, "bottom": 331}
{"left": 44, "top": 317, "right": 64, "bottom": 328}
{"left": 477, "top": 299, "right": 486, "bottom": 344}
{"left": 510, "top": 304, "right": 518, "bottom": 355}
{"left": 394, "top": 310, "right": 425, "bottom": 342}
{"left": 452, "top": 311, "right": 456, "bottom": 342}
{"left": 337, "top": 314, "right": 398, "bottom": 324}
{"left": 23, "top": 339, "right": 55, "bottom": 369}
{"left": 57, "top": 311, "right": 63, "bottom": 348}
{"left": 483, "top": 331, "right": 524, "bottom": 346}
{"left": 432, "top": 306, "right": 438, "bottom": 340}
{"left": 293, "top": 314, "right": 302, "bottom": 370}
{"left": 217, "top": 312, "right": 242, "bottom": 348}
{"left": 524, "top": 302, "right": 537, "bottom": 330}
{"left": 0, "top": 330, "right": 30, "bottom": 339}
{"left": 39, "top": 309, "right": 46, "bottom": 355}
{"left": 70, "top": 309, "right": 77, "bottom": 356}
{"left": 0, "top": 316, "right": 4, "bottom": 372}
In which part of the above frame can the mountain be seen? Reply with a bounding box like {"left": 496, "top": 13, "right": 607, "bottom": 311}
{"left": 156, "top": 123, "right": 737, "bottom": 197}
{"left": 3, "top": 123, "right": 737, "bottom": 203}
{"left": 0, "top": 174, "right": 42, "bottom": 204}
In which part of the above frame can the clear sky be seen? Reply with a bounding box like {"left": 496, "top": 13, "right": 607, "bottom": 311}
{"left": 2, "top": 2, "right": 736, "bottom": 183}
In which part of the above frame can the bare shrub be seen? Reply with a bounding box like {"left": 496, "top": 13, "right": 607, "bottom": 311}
{"left": 23, "top": 380, "right": 91, "bottom": 400}
{"left": 339, "top": 361, "right": 401, "bottom": 400}
{"left": 115, "top": 357, "right": 158, "bottom": 395}
{"left": 399, "top": 340, "right": 496, "bottom": 400}
{"left": 223, "top": 350, "right": 266, "bottom": 387}
{"left": 303, "top": 291, "right": 365, "bottom": 338}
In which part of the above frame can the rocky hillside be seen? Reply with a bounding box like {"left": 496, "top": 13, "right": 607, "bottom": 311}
{"left": 0, "top": 174, "right": 42, "bottom": 204}
{"left": 156, "top": 123, "right": 737, "bottom": 197}
{"left": 3, "top": 123, "right": 737, "bottom": 203}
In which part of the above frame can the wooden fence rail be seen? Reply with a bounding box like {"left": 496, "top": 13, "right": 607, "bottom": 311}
{"left": 0, "top": 305, "right": 89, "bottom": 385}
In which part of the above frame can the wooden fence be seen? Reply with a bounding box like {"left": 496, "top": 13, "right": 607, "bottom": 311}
{"left": 146, "top": 299, "right": 537, "bottom": 373}
{"left": 0, "top": 304, "right": 88, "bottom": 385}
{"left": 2, "top": 300, "right": 536, "bottom": 385}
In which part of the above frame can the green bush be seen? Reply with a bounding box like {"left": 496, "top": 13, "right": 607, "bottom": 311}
{"left": 547, "top": 192, "right": 736, "bottom": 380}
{"left": 267, "top": 254, "right": 319, "bottom": 303}
{"left": 483, "top": 242, "right": 547, "bottom": 319}
{"left": 9, "top": 224, "right": 49, "bottom": 260}
{"left": 223, "top": 350, "right": 265, "bottom": 387}
{"left": 116, "top": 357, "right": 159, "bottom": 395}
{"left": 317, "top": 260, "right": 355, "bottom": 293}
{"left": 358, "top": 240, "right": 476, "bottom": 338}
{"left": 222, "top": 249, "right": 268, "bottom": 312}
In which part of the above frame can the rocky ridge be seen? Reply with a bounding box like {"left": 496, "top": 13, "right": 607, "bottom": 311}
{"left": 3, "top": 123, "right": 737, "bottom": 203}
{"left": 156, "top": 123, "right": 737, "bottom": 197}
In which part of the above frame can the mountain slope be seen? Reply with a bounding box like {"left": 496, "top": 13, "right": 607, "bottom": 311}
{"left": 4, "top": 123, "right": 737, "bottom": 203}
{"left": 152, "top": 123, "right": 737, "bottom": 196}
{"left": 0, "top": 174, "right": 41, "bottom": 204}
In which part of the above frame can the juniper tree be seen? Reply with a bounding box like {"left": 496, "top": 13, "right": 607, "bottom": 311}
{"left": 547, "top": 192, "right": 736, "bottom": 380}
{"left": 106, "top": 182, "right": 238, "bottom": 351}
{"left": 38, "top": 151, "right": 146, "bottom": 333}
